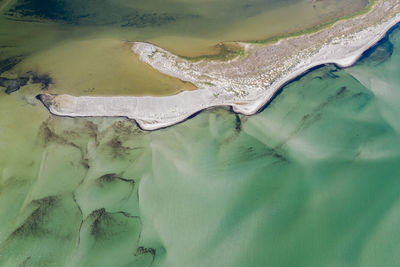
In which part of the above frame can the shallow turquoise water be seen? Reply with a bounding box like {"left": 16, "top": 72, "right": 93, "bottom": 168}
{"left": 1, "top": 21, "right": 400, "bottom": 267}
{"left": 138, "top": 28, "right": 400, "bottom": 266}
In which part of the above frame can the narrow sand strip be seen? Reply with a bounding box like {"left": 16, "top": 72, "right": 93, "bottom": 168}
{"left": 38, "top": 0, "right": 400, "bottom": 130}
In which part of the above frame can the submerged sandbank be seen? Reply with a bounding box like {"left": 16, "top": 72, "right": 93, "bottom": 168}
{"left": 38, "top": 0, "right": 400, "bottom": 131}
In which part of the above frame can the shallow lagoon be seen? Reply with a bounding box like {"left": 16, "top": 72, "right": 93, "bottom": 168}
{"left": 1, "top": 13, "right": 400, "bottom": 267}
{"left": 0, "top": 0, "right": 368, "bottom": 96}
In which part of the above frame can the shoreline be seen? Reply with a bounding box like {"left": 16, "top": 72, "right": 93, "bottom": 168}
{"left": 37, "top": 0, "right": 400, "bottom": 131}
{"left": 233, "top": 18, "right": 400, "bottom": 116}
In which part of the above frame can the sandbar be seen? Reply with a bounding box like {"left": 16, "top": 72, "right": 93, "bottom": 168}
{"left": 38, "top": 0, "right": 400, "bottom": 130}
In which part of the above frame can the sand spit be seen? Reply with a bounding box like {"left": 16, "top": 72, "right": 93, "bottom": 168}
{"left": 38, "top": 0, "right": 400, "bottom": 130}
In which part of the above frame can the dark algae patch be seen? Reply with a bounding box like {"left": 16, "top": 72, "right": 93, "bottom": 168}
{"left": 7, "top": 0, "right": 179, "bottom": 27}
{"left": 7, "top": 0, "right": 71, "bottom": 21}
{"left": 120, "top": 12, "right": 176, "bottom": 28}
{"left": 0, "top": 76, "right": 29, "bottom": 94}
{"left": 0, "top": 72, "right": 53, "bottom": 94}
{"left": 235, "top": 113, "right": 242, "bottom": 132}
{"left": 97, "top": 173, "right": 135, "bottom": 186}
{"left": 0, "top": 56, "right": 28, "bottom": 94}
{"left": 0, "top": 56, "right": 23, "bottom": 75}
{"left": 359, "top": 37, "right": 394, "bottom": 66}
{"left": 10, "top": 196, "right": 59, "bottom": 237}
{"left": 29, "top": 72, "right": 53, "bottom": 90}
{"left": 107, "top": 137, "right": 131, "bottom": 158}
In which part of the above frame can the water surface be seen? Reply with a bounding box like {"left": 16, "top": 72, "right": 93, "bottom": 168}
{"left": 1, "top": 22, "right": 400, "bottom": 267}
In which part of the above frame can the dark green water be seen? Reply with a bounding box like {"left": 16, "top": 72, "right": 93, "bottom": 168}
{"left": 1, "top": 19, "right": 400, "bottom": 266}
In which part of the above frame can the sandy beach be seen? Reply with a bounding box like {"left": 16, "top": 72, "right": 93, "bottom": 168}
{"left": 38, "top": 0, "right": 400, "bottom": 131}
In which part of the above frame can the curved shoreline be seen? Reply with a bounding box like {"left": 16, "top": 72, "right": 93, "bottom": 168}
{"left": 38, "top": 0, "right": 400, "bottom": 131}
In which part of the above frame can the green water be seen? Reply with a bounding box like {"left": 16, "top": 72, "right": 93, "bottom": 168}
{"left": 1, "top": 15, "right": 400, "bottom": 267}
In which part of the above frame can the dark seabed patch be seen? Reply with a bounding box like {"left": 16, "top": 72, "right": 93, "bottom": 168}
{"left": 10, "top": 196, "right": 59, "bottom": 237}
{"left": 0, "top": 56, "right": 23, "bottom": 75}
{"left": 97, "top": 173, "right": 135, "bottom": 186}
{"left": 0, "top": 76, "right": 29, "bottom": 94}
{"left": 6, "top": 0, "right": 181, "bottom": 27}
{"left": 235, "top": 113, "right": 242, "bottom": 131}
{"left": 0, "top": 71, "right": 53, "bottom": 94}
{"left": 29, "top": 72, "right": 53, "bottom": 90}
{"left": 356, "top": 22, "right": 399, "bottom": 66}
{"left": 360, "top": 38, "right": 394, "bottom": 66}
